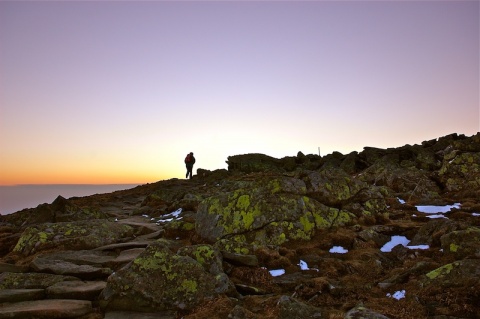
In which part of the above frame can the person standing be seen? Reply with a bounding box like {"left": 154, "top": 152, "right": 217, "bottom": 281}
{"left": 184, "top": 152, "right": 196, "bottom": 179}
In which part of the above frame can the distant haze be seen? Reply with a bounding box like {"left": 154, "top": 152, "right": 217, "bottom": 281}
{"left": 0, "top": 184, "right": 139, "bottom": 215}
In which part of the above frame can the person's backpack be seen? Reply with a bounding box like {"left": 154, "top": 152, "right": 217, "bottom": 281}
{"left": 185, "top": 154, "right": 192, "bottom": 163}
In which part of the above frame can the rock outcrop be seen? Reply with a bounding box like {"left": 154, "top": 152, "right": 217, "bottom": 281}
{"left": 1, "top": 132, "right": 479, "bottom": 319}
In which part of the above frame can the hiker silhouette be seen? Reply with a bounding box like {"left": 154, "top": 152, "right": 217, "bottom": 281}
{"left": 184, "top": 152, "right": 196, "bottom": 179}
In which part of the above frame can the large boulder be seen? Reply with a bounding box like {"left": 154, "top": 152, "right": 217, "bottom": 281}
{"left": 304, "top": 168, "right": 388, "bottom": 216}
{"left": 356, "top": 154, "right": 442, "bottom": 203}
{"left": 12, "top": 220, "right": 135, "bottom": 256}
{"left": 99, "top": 241, "right": 233, "bottom": 312}
{"left": 196, "top": 176, "right": 356, "bottom": 244}
{"left": 424, "top": 259, "right": 480, "bottom": 289}
{"left": 440, "top": 227, "right": 480, "bottom": 259}
{"left": 226, "top": 154, "right": 284, "bottom": 173}
{"left": 409, "top": 219, "right": 465, "bottom": 247}
{"left": 438, "top": 149, "right": 480, "bottom": 198}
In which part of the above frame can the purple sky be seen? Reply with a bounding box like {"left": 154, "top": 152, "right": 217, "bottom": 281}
{"left": 1, "top": 1, "right": 478, "bottom": 184}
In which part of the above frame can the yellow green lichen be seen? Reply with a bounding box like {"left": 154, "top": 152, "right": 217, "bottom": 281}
{"left": 269, "top": 180, "right": 282, "bottom": 194}
{"left": 180, "top": 279, "right": 198, "bottom": 294}
{"left": 236, "top": 194, "right": 251, "bottom": 210}
{"left": 426, "top": 263, "right": 455, "bottom": 280}
{"left": 449, "top": 243, "right": 459, "bottom": 252}
{"left": 299, "top": 214, "right": 315, "bottom": 234}
{"left": 38, "top": 232, "right": 49, "bottom": 243}
{"left": 134, "top": 251, "right": 168, "bottom": 271}
{"left": 182, "top": 222, "right": 195, "bottom": 231}
{"left": 191, "top": 245, "right": 215, "bottom": 266}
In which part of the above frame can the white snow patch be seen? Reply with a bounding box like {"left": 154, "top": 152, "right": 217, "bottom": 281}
{"left": 397, "top": 198, "right": 406, "bottom": 204}
{"left": 155, "top": 208, "right": 183, "bottom": 224}
{"left": 298, "top": 260, "right": 309, "bottom": 270}
{"left": 381, "top": 235, "right": 430, "bottom": 252}
{"left": 164, "top": 208, "right": 182, "bottom": 218}
{"left": 329, "top": 246, "right": 348, "bottom": 254}
{"left": 381, "top": 236, "right": 410, "bottom": 252}
{"left": 269, "top": 269, "right": 285, "bottom": 277}
{"left": 387, "top": 290, "right": 406, "bottom": 300}
{"left": 416, "top": 203, "right": 461, "bottom": 214}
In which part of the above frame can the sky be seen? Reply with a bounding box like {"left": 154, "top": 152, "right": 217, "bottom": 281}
{"left": 1, "top": 0, "right": 479, "bottom": 185}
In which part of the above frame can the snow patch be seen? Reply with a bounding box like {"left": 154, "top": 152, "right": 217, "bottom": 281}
{"left": 329, "top": 246, "right": 348, "bottom": 254}
{"left": 380, "top": 236, "right": 431, "bottom": 252}
{"left": 387, "top": 290, "right": 406, "bottom": 300}
{"left": 269, "top": 269, "right": 285, "bottom": 277}
{"left": 416, "top": 203, "right": 461, "bottom": 214}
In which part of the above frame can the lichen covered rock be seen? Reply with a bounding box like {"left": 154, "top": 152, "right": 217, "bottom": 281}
{"left": 13, "top": 220, "right": 135, "bottom": 256}
{"left": 99, "top": 241, "right": 231, "bottom": 312}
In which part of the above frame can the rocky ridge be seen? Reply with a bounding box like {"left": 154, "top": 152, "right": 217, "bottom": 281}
{"left": 0, "top": 132, "right": 479, "bottom": 319}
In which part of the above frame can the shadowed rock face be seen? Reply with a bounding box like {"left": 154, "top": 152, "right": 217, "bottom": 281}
{"left": 1, "top": 132, "right": 480, "bottom": 319}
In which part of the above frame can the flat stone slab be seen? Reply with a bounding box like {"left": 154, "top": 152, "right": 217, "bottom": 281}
{"left": 0, "top": 272, "right": 80, "bottom": 289}
{"left": 36, "top": 250, "right": 116, "bottom": 266}
{"left": 0, "top": 299, "right": 92, "bottom": 318}
{"left": 30, "top": 258, "right": 112, "bottom": 280}
{"left": 0, "top": 289, "right": 44, "bottom": 303}
{"left": 46, "top": 280, "right": 107, "bottom": 300}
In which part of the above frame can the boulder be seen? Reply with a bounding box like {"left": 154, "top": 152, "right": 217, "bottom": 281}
{"left": 226, "top": 153, "right": 284, "bottom": 173}
{"left": 99, "top": 241, "right": 230, "bottom": 312}
{"left": 356, "top": 154, "right": 442, "bottom": 203}
{"left": 424, "top": 259, "right": 480, "bottom": 288}
{"left": 196, "top": 176, "right": 356, "bottom": 244}
{"left": 409, "top": 219, "right": 465, "bottom": 247}
{"left": 305, "top": 167, "right": 388, "bottom": 215}
{"left": 13, "top": 220, "right": 135, "bottom": 256}
{"left": 438, "top": 149, "right": 480, "bottom": 198}
{"left": 440, "top": 227, "right": 480, "bottom": 259}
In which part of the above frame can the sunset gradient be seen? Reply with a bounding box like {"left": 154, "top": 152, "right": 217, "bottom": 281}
{"left": 1, "top": 1, "right": 479, "bottom": 185}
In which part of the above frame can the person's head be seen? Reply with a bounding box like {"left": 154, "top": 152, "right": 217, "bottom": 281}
{"left": 190, "top": 152, "right": 193, "bottom": 155}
